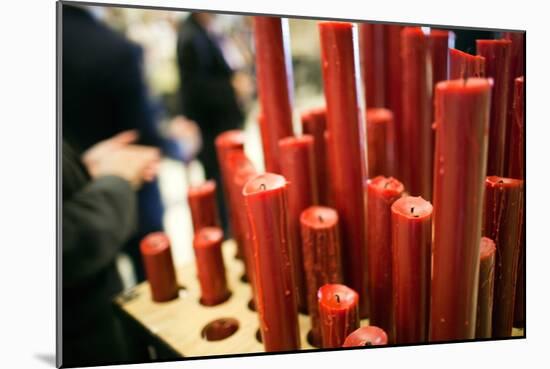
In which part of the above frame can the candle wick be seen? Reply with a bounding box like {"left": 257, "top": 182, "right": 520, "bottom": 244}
{"left": 498, "top": 179, "right": 504, "bottom": 184}
{"left": 384, "top": 181, "right": 390, "bottom": 189}
{"left": 318, "top": 215, "right": 324, "bottom": 223}
{"left": 335, "top": 294, "right": 340, "bottom": 303}
{"left": 410, "top": 207, "right": 415, "bottom": 214}
{"left": 363, "top": 341, "right": 372, "bottom": 346}
{"left": 259, "top": 183, "right": 266, "bottom": 191}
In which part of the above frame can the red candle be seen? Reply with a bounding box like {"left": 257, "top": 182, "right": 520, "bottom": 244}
{"left": 140, "top": 232, "right": 179, "bottom": 302}
{"left": 449, "top": 48, "right": 485, "bottom": 79}
{"left": 477, "top": 39, "right": 512, "bottom": 177}
{"left": 360, "top": 22, "right": 386, "bottom": 108}
{"left": 401, "top": 27, "right": 433, "bottom": 199}
{"left": 430, "top": 30, "right": 454, "bottom": 85}
{"left": 193, "top": 227, "right": 230, "bottom": 306}
{"left": 279, "top": 135, "right": 318, "bottom": 313}
{"left": 253, "top": 17, "right": 294, "bottom": 174}
{"left": 301, "top": 107, "right": 330, "bottom": 205}
{"left": 476, "top": 237, "right": 496, "bottom": 339}
{"left": 367, "top": 176, "right": 405, "bottom": 341}
{"left": 318, "top": 284, "right": 360, "bottom": 348}
{"left": 243, "top": 173, "right": 300, "bottom": 351}
{"left": 431, "top": 78, "right": 492, "bottom": 341}
{"left": 508, "top": 77, "right": 525, "bottom": 179}
{"left": 187, "top": 180, "right": 220, "bottom": 233}
{"left": 366, "top": 108, "right": 397, "bottom": 178}
{"left": 319, "top": 21, "right": 369, "bottom": 317}
{"left": 391, "top": 196, "right": 432, "bottom": 344}
{"left": 300, "top": 206, "right": 343, "bottom": 347}
{"left": 482, "top": 176, "right": 524, "bottom": 338}
{"left": 342, "top": 326, "right": 388, "bottom": 347}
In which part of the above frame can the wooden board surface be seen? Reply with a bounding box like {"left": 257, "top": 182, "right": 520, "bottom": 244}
{"left": 115, "top": 240, "right": 524, "bottom": 358}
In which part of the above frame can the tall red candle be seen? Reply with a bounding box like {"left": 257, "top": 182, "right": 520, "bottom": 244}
{"left": 243, "top": 173, "right": 300, "bottom": 351}
{"left": 431, "top": 78, "right": 491, "bottom": 341}
{"left": 301, "top": 107, "right": 330, "bottom": 205}
{"left": 319, "top": 21, "right": 369, "bottom": 317}
{"left": 253, "top": 17, "right": 294, "bottom": 174}
{"left": 342, "top": 326, "right": 388, "bottom": 347}
{"left": 366, "top": 108, "right": 396, "bottom": 178}
{"left": 367, "top": 176, "right": 405, "bottom": 341}
{"left": 187, "top": 180, "right": 220, "bottom": 233}
{"left": 449, "top": 48, "right": 485, "bottom": 79}
{"left": 430, "top": 30, "right": 454, "bottom": 85}
{"left": 193, "top": 227, "right": 230, "bottom": 306}
{"left": 360, "top": 22, "right": 386, "bottom": 108}
{"left": 483, "top": 176, "right": 524, "bottom": 338}
{"left": 401, "top": 27, "right": 433, "bottom": 199}
{"left": 300, "top": 206, "right": 343, "bottom": 347}
{"left": 140, "top": 232, "right": 179, "bottom": 302}
{"left": 279, "top": 135, "right": 319, "bottom": 313}
{"left": 508, "top": 77, "right": 525, "bottom": 179}
{"left": 391, "top": 196, "right": 432, "bottom": 344}
{"left": 318, "top": 284, "right": 360, "bottom": 348}
{"left": 477, "top": 39, "right": 512, "bottom": 177}
{"left": 476, "top": 237, "right": 496, "bottom": 339}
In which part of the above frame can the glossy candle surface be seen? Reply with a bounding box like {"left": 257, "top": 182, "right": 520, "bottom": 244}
{"left": 430, "top": 30, "right": 453, "bottom": 85}
{"left": 253, "top": 17, "right": 294, "bottom": 173}
{"left": 360, "top": 23, "right": 386, "bottom": 108}
{"left": 508, "top": 77, "right": 525, "bottom": 179}
{"left": 187, "top": 180, "right": 220, "bottom": 233}
{"left": 342, "top": 326, "right": 388, "bottom": 347}
{"left": 367, "top": 176, "right": 404, "bottom": 341}
{"left": 392, "top": 196, "right": 432, "bottom": 344}
{"left": 279, "top": 135, "right": 319, "bottom": 313}
{"left": 318, "top": 284, "right": 360, "bottom": 348}
{"left": 366, "top": 108, "right": 396, "bottom": 178}
{"left": 449, "top": 48, "right": 485, "bottom": 79}
{"left": 243, "top": 173, "right": 300, "bottom": 351}
{"left": 401, "top": 27, "right": 432, "bottom": 199}
{"left": 301, "top": 206, "right": 343, "bottom": 347}
{"left": 477, "top": 39, "right": 512, "bottom": 176}
{"left": 476, "top": 237, "right": 496, "bottom": 339}
{"left": 301, "top": 107, "right": 330, "bottom": 205}
{"left": 483, "top": 176, "right": 524, "bottom": 338}
{"left": 431, "top": 78, "right": 491, "bottom": 341}
{"left": 140, "top": 232, "right": 178, "bottom": 302}
{"left": 193, "top": 227, "right": 230, "bottom": 306}
{"left": 319, "top": 21, "right": 369, "bottom": 317}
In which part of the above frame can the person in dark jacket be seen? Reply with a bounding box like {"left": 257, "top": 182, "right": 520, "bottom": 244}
{"left": 62, "top": 131, "right": 159, "bottom": 367}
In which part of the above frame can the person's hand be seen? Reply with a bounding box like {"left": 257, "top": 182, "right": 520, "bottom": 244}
{"left": 82, "top": 130, "right": 139, "bottom": 178}
{"left": 167, "top": 115, "right": 202, "bottom": 163}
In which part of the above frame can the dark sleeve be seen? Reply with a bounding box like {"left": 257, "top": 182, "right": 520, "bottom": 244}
{"left": 62, "top": 175, "right": 137, "bottom": 289}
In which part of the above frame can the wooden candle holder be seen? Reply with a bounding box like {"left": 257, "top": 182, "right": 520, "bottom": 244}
{"left": 114, "top": 240, "right": 524, "bottom": 358}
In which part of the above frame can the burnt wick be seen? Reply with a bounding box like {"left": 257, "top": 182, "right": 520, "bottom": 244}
{"left": 410, "top": 207, "right": 415, "bottom": 214}
{"left": 259, "top": 183, "right": 266, "bottom": 191}
{"left": 335, "top": 294, "right": 340, "bottom": 303}
{"left": 384, "top": 181, "right": 390, "bottom": 189}
{"left": 318, "top": 215, "right": 324, "bottom": 223}
{"left": 363, "top": 341, "right": 373, "bottom": 346}
{"left": 498, "top": 179, "right": 504, "bottom": 184}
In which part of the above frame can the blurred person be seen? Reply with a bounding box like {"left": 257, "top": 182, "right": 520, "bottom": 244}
{"left": 62, "top": 4, "right": 200, "bottom": 282}
{"left": 62, "top": 131, "right": 160, "bottom": 367}
{"left": 176, "top": 12, "right": 251, "bottom": 232}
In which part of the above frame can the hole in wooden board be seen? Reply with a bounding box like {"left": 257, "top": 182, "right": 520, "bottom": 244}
{"left": 201, "top": 318, "right": 239, "bottom": 341}
{"left": 306, "top": 330, "right": 321, "bottom": 348}
{"left": 247, "top": 298, "right": 256, "bottom": 312}
{"left": 255, "top": 328, "right": 263, "bottom": 343}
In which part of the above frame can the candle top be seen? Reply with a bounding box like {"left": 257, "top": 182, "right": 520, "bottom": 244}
{"left": 242, "top": 172, "right": 287, "bottom": 198}
{"left": 368, "top": 176, "right": 404, "bottom": 200}
{"left": 187, "top": 179, "right": 216, "bottom": 198}
{"left": 450, "top": 48, "right": 486, "bottom": 62}
{"left": 402, "top": 26, "right": 425, "bottom": 38}
{"left": 436, "top": 77, "right": 492, "bottom": 95}
{"left": 300, "top": 206, "right": 338, "bottom": 229}
{"left": 214, "top": 130, "right": 244, "bottom": 150}
{"left": 318, "top": 21, "right": 353, "bottom": 31}
{"left": 342, "top": 326, "right": 388, "bottom": 347}
{"left": 318, "top": 284, "right": 358, "bottom": 311}
{"left": 391, "top": 195, "right": 433, "bottom": 220}
{"left": 301, "top": 106, "right": 326, "bottom": 120}
{"left": 486, "top": 176, "right": 524, "bottom": 190}
{"left": 476, "top": 38, "right": 512, "bottom": 48}
{"left": 366, "top": 108, "right": 393, "bottom": 125}
{"left": 193, "top": 227, "right": 224, "bottom": 248}
{"left": 430, "top": 29, "right": 453, "bottom": 39}
{"left": 140, "top": 232, "right": 171, "bottom": 255}
{"left": 278, "top": 134, "right": 314, "bottom": 149}
{"left": 479, "top": 237, "right": 496, "bottom": 260}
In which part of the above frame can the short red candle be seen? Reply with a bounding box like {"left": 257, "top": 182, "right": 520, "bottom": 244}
{"left": 431, "top": 78, "right": 492, "bottom": 341}
{"left": 366, "top": 108, "right": 397, "bottom": 178}
{"left": 243, "top": 173, "right": 300, "bottom": 351}
{"left": 360, "top": 23, "right": 386, "bottom": 108}
{"left": 391, "top": 196, "right": 432, "bottom": 344}
{"left": 342, "top": 326, "right": 388, "bottom": 347}
{"left": 366, "top": 176, "right": 405, "bottom": 341}
{"left": 449, "top": 48, "right": 485, "bottom": 79}
{"left": 187, "top": 180, "right": 220, "bottom": 233}
{"left": 301, "top": 206, "right": 343, "bottom": 347}
{"left": 477, "top": 39, "right": 512, "bottom": 177}
{"left": 401, "top": 27, "right": 433, "bottom": 199}
{"left": 301, "top": 107, "right": 331, "bottom": 205}
{"left": 483, "top": 176, "right": 524, "bottom": 338}
{"left": 318, "top": 284, "right": 360, "bottom": 348}
{"left": 253, "top": 17, "right": 294, "bottom": 174}
{"left": 508, "top": 77, "right": 525, "bottom": 180}
{"left": 319, "top": 21, "right": 369, "bottom": 317}
{"left": 193, "top": 227, "right": 230, "bottom": 306}
{"left": 279, "top": 135, "right": 318, "bottom": 313}
{"left": 476, "top": 237, "right": 496, "bottom": 339}
{"left": 140, "top": 232, "right": 179, "bottom": 302}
